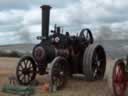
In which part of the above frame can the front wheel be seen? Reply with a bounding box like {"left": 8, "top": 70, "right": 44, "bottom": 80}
{"left": 16, "top": 56, "right": 36, "bottom": 85}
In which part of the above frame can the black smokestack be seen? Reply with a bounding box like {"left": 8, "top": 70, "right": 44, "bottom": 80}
{"left": 40, "top": 5, "right": 51, "bottom": 39}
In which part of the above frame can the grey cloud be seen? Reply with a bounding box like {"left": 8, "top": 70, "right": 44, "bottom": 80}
{"left": 0, "top": 0, "right": 79, "bottom": 10}
{"left": 39, "top": 0, "right": 79, "bottom": 8}
{"left": 16, "top": 26, "right": 32, "bottom": 43}
{"left": 96, "top": 26, "right": 113, "bottom": 40}
{"left": 0, "top": 24, "right": 22, "bottom": 32}
{"left": 0, "top": 10, "right": 24, "bottom": 25}
{"left": 0, "top": 0, "right": 31, "bottom": 10}
{"left": 1, "top": 0, "right": 128, "bottom": 45}
{"left": 96, "top": 25, "right": 128, "bottom": 40}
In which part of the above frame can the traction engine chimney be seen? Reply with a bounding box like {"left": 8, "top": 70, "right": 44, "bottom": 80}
{"left": 40, "top": 5, "right": 51, "bottom": 39}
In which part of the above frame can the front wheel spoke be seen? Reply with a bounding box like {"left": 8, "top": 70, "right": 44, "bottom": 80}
{"left": 20, "top": 63, "right": 24, "bottom": 69}
{"left": 29, "top": 73, "right": 33, "bottom": 76}
{"left": 19, "top": 74, "right": 24, "bottom": 80}
{"left": 27, "top": 61, "right": 31, "bottom": 68}
{"left": 29, "top": 67, "right": 34, "bottom": 71}
{"left": 24, "top": 60, "right": 28, "bottom": 68}
{"left": 24, "top": 59, "right": 28, "bottom": 64}
{"left": 17, "top": 68, "right": 23, "bottom": 72}
{"left": 28, "top": 73, "right": 32, "bottom": 81}
{"left": 18, "top": 71, "right": 23, "bottom": 75}
{"left": 18, "top": 68, "right": 23, "bottom": 71}
{"left": 21, "top": 75, "right": 25, "bottom": 81}
{"left": 29, "top": 63, "right": 32, "bottom": 68}
{"left": 24, "top": 75, "right": 27, "bottom": 83}
{"left": 24, "top": 64, "right": 27, "bottom": 69}
{"left": 26, "top": 75, "right": 29, "bottom": 82}
{"left": 26, "top": 75, "right": 29, "bottom": 83}
{"left": 27, "top": 74, "right": 31, "bottom": 81}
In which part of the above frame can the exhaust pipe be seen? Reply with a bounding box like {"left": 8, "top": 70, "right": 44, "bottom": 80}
{"left": 40, "top": 5, "right": 51, "bottom": 40}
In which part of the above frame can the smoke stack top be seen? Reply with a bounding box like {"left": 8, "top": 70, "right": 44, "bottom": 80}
{"left": 40, "top": 5, "right": 51, "bottom": 39}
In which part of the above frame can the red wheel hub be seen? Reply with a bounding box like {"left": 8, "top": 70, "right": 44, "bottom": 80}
{"left": 113, "top": 61, "right": 126, "bottom": 96}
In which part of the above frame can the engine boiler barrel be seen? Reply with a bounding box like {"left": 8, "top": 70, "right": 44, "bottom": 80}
{"left": 44, "top": 46, "right": 69, "bottom": 62}
{"left": 33, "top": 45, "right": 69, "bottom": 64}
{"left": 40, "top": 5, "right": 51, "bottom": 39}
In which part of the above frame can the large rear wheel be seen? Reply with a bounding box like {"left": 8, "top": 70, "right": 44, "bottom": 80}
{"left": 83, "top": 44, "right": 106, "bottom": 81}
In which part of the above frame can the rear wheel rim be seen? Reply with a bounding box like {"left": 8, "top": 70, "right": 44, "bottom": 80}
{"left": 92, "top": 49, "right": 105, "bottom": 79}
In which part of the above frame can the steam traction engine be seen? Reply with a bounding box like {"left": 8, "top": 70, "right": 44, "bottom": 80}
{"left": 112, "top": 56, "right": 128, "bottom": 96}
{"left": 16, "top": 5, "right": 106, "bottom": 91}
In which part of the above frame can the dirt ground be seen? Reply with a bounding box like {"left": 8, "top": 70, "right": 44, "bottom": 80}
{"left": 0, "top": 57, "right": 115, "bottom": 96}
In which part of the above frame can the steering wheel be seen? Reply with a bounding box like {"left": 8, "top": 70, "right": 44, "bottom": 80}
{"left": 79, "top": 28, "right": 94, "bottom": 44}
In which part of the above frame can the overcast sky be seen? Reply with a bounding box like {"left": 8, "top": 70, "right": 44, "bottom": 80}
{"left": 0, "top": 0, "right": 128, "bottom": 45}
